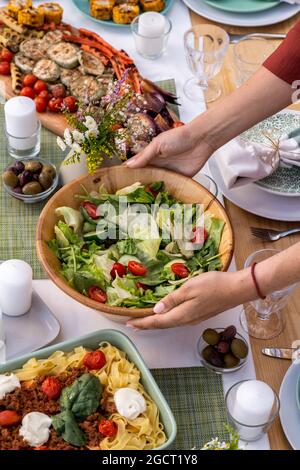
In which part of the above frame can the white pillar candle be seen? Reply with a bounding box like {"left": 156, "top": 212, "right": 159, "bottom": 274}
{"left": 5, "top": 97, "right": 39, "bottom": 150}
{"left": 232, "top": 380, "right": 274, "bottom": 440}
{"left": 137, "top": 12, "right": 166, "bottom": 58}
{"left": 0, "top": 260, "right": 32, "bottom": 317}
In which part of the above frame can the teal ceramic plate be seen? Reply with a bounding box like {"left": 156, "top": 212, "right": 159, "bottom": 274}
{"left": 71, "top": 0, "right": 175, "bottom": 28}
{"left": 242, "top": 112, "right": 300, "bottom": 197}
{"left": 204, "top": 0, "right": 280, "bottom": 14}
{"left": 0, "top": 329, "right": 177, "bottom": 450}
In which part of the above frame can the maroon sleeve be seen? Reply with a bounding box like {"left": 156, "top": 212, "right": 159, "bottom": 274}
{"left": 263, "top": 20, "right": 300, "bottom": 85}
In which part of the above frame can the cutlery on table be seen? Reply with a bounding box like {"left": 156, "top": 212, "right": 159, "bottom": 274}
{"left": 262, "top": 347, "right": 300, "bottom": 360}
{"left": 250, "top": 226, "right": 300, "bottom": 241}
{"left": 229, "top": 32, "right": 286, "bottom": 44}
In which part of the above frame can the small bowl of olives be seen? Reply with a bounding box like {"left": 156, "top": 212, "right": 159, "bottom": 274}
{"left": 2, "top": 159, "right": 58, "bottom": 203}
{"left": 197, "top": 326, "right": 249, "bottom": 374}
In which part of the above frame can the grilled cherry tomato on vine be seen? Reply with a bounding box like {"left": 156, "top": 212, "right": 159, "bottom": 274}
{"left": 110, "top": 262, "right": 126, "bottom": 279}
{"left": 33, "top": 80, "right": 47, "bottom": 94}
{"left": 82, "top": 201, "right": 98, "bottom": 219}
{"left": 48, "top": 97, "right": 63, "bottom": 113}
{"left": 63, "top": 96, "right": 77, "bottom": 113}
{"left": 41, "top": 376, "right": 62, "bottom": 400}
{"left": 128, "top": 261, "right": 147, "bottom": 276}
{"left": 98, "top": 419, "right": 117, "bottom": 437}
{"left": 0, "top": 61, "right": 11, "bottom": 75}
{"left": 51, "top": 84, "right": 66, "bottom": 98}
{"left": 0, "top": 410, "right": 21, "bottom": 427}
{"left": 171, "top": 263, "right": 190, "bottom": 279}
{"left": 35, "top": 96, "right": 47, "bottom": 113}
{"left": 83, "top": 350, "right": 106, "bottom": 370}
{"left": 38, "top": 90, "right": 51, "bottom": 102}
{"left": 191, "top": 227, "right": 208, "bottom": 245}
{"left": 172, "top": 121, "right": 185, "bottom": 128}
{"left": 23, "top": 74, "right": 37, "bottom": 87}
{"left": 20, "top": 86, "right": 35, "bottom": 99}
{"left": 0, "top": 48, "right": 13, "bottom": 62}
{"left": 88, "top": 286, "right": 107, "bottom": 303}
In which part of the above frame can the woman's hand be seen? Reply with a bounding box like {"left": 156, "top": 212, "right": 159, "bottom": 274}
{"left": 127, "top": 269, "right": 258, "bottom": 330}
{"left": 124, "top": 122, "right": 214, "bottom": 177}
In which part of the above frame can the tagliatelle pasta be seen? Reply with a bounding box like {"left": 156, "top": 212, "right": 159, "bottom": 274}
{"left": 12, "top": 342, "right": 166, "bottom": 450}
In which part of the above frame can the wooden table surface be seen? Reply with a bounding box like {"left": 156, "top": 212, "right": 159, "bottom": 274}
{"left": 190, "top": 9, "right": 300, "bottom": 450}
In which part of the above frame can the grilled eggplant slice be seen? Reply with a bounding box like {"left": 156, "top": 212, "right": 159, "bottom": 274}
{"left": 78, "top": 50, "right": 105, "bottom": 76}
{"left": 70, "top": 75, "right": 107, "bottom": 102}
{"left": 33, "top": 59, "right": 60, "bottom": 82}
{"left": 11, "top": 63, "right": 23, "bottom": 94}
{"left": 14, "top": 53, "right": 35, "bottom": 73}
{"left": 42, "top": 29, "right": 63, "bottom": 45}
{"left": 20, "top": 38, "right": 48, "bottom": 61}
{"left": 48, "top": 42, "right": 79, "bottom": 69}
{"left": 60, "top": 67, "right": 82, "bottom": 88}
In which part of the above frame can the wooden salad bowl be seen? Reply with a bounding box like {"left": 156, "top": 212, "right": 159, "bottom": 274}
{"left": 36, "top": 166, "right": 234, "bottom": 321}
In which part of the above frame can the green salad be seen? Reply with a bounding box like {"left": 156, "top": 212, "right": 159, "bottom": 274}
{"left": 48, "top": 181, "right": 225, "bottom": 308}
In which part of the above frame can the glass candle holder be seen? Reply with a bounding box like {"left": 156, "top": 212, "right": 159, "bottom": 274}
{"left": 5, "top": 121, "right": 41, "bottom": 160}
{"left": 225, "top": 380, "right": 280, "bottom": 442}
{"left": 131, "top": 13, "right": 172, "bottom": 60}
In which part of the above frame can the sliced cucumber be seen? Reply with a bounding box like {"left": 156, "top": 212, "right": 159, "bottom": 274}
{"left": 33, "top": 59, "right": 60, "bottom": 82}
{"left": 48, "top": 42, "right": 79, "bottom": 69}
{"left": 14, "top": 53, "right": 35, "bottom": 74}
{"left": 119, "top": 255, "right": 141, "bottom": 266}
{"left": 83, "top": 230, "right": 107, "bottom": 242}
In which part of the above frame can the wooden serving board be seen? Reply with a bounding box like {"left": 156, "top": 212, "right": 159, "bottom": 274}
{"left": 1, "top": 74, "right": 69, "bottom": 137}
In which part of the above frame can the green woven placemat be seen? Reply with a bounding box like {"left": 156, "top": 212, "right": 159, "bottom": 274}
{"left": 151, "top": 367, "right": 229, "bottom": 450}
{"left": 0, "top": 79, "right": 178, "bottom": 279}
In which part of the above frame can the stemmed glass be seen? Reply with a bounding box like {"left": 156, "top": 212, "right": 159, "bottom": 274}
{"left": 240, "top": 249, "right": 297, "bottom": 340}
{"left": 183, "top": 25, "right": 229, "bottom": 103}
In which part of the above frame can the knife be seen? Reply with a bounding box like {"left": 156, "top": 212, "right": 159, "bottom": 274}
{"left": 261, "top": 347, "right": 299, "bottom": 360}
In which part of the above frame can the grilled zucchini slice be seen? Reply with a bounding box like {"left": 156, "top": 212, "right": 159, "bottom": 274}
{"left": 42, "top": 29, "right": 63, "bottom": 45}
{"left": 11, "top": 63, "right": 23, "bottom": 94}
{"left": 33, "top": 59, "right": 60, "bottom": 82}
{"left": 37, "top": 3, "right": 63, "bottom": 25}
{"left": 60, "top": 67, "right": 83, "bottom": 88}
{"left": 20, "top": 38, "right": 48, "bottom": 61}
{"left": 14, "top": 53, "right": 35, "bottom": 73}
{"left": 78, "top": 50, "right": 105, "bottom": 76}
{"left": 48, "top": 42, "right": 79, "bottom": 69}
{"left": 70, "top": 75, "right": 107, "bottom": 102}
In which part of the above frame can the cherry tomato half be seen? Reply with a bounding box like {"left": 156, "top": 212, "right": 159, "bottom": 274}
{"left": 41, "top": 376, "right": 62, "bottom": 400}
{"left": 0, "top": 48, "right": 13, "bottom": 62}
{"left": 83, "top": 350, "right": 106, "bottom": 370}
{"left": 82, "top": 201, "right": 99, "bottom": 219}
{"left": 0, "top": 61, "right": 11, "bottom": 75}
{"left": 191, "top": 227, "right": 208, "bottom": 245}
{"left": 0, "top": 410, "right": 21, "bottom": 427}
{"left": 128, "top": 261, "right": 147, "bottom": 277}
{"left": 23, "top": 74, "right": 37, "bottom": 88}
{"left": 48, "top": 97, "right": 63, "bottom": 113}
{"left": 171, "top": 263, "right": 190, "bottom": 279}
{"left": 110, "top": 262, "right": 126, "bottom": 279}
{"left": 33, "top": 79, "right": 47, "bottom": 94}
{"left": 88, "top": 286, "right": 107, "bottom": 303}
{"left": 98, "top": 419, "right": 117, "bottom": 437}
{"left": 63, "top": 96, "right": 77, "bottom": 113}
{"left": 35, "top": 96, "right": 48, "bottom": 113}
{"left": 20, "top": 86, "right": 35, "bottom": 100}
{"left": 172, "top": 121, "right": 185, "bottom": 128}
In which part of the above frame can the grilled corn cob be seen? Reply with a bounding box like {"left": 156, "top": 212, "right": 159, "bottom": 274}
{"left": 112, "top": 4, "right": 139, "bottom": 24}
{"left": 8, "top": 0, "right": 32, "bottom": 19}
{"left": 37, "top": 3, "right": 63, "bottom": 25}
{"left": 140, "top": 0, "right": 165, "bottom": 12}
{"left": 18, "top": 7, "right": 45, "bottom": 28}
{"left": 90, "top": 0, "right": 115, "bottom": 21}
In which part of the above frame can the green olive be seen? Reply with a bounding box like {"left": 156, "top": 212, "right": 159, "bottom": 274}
{"left": 224, "top": 353, "right": 240, "bottom": 369}
{"left": 41, "top": 164, "right": 56, "bottom": 179}
{"left": 2, "top": 170, "right": 19, "bottom": 188}
{"left": 202, "top": 328, "right": 220, "bottom": 346}
{"left": 24, "top": 160, "right": 43, "bottom": 174}
{"left": 39, "top": 172, "right": 53, "bottom": 190}
{"left": 231, "top": 338, "right": 248, "bottom": 359}
{"left": 22, "top": 181, "right": 43, "bottom": 195}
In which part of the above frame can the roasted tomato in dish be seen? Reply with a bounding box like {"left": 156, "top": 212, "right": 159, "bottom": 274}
{"left": 0, "top": 410, "right": 21, "bottom": 427}
{"left": 83, "top": 350, "right": 106, "bottom": 370}
{"left": 35, "top": 96, "right": 48, "bottom": 113}
{"left": 0, "top": 48, "right": 13, "bottom": 63}
{"left": 48, "top": 97, "right": 63, "bottom": 113}
{"left": 82, "top": 201, "right": 98, "bottom": 219}
{"left": 191, "top": 227, "right": 208, "bottom": 245}
{"left": 88, "top": 286, "right": 107, "bottom": 304}
{"left": 110, "top": 262, "right": 126, "bottom": 279}
{"left": 128, "top": 261, "right": 147, "bottom": 277}
{"left": 33, "top": 80, "right": 48, "bottom": 94}
{"left": 0, "top": 61, "right": 11, "bottom": 75}
{"left": 171, "top": 263, "right": 190, "bottom": 279}
{"left": 23, "top": 74, "right": 37, "bottom": 87}
{"left": 63, "top": 96, "right": 77, "bottom": 113}
{"left": 98, "top": 419, "right": 117, "bottom": 437}
{"left": 20, "top": 86, "right": 35, "bottom": 99}
{"left": 41, "top": 376, "right": 62, "bottom": 400}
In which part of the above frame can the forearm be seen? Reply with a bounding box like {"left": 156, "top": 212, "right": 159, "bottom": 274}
{"left": 188, "top": 67, "right": 293, "bottom": 152}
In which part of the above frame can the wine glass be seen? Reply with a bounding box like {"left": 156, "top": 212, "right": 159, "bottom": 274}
{"left": 183, "top": 24, "right": 229, "bottom": 103}
{"left": 240, "top": 249, "right": 297, "bottom": 340}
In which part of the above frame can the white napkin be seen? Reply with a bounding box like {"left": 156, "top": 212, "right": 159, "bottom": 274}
{"left": 213, "top": 129, "right": 300, "bottom": 189}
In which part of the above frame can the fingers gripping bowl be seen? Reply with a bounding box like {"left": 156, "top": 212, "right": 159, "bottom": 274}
{"left": 36, "top": 166, "right": 234, "bottom": 320}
